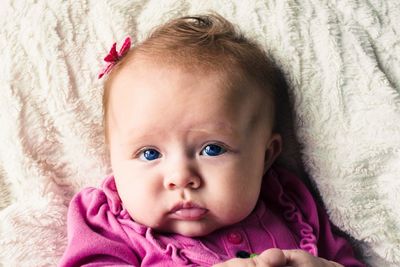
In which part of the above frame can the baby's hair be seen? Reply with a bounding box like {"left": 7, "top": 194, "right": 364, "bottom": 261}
{"left": 103, "top": 13, "right": 282, "bottom": 143}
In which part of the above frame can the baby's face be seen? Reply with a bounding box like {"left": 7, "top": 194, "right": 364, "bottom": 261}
{"left": 107, "top": 59, "right": 281, "bottom": 237}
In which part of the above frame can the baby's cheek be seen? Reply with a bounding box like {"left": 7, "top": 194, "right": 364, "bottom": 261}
{"left": 211, "top": 193, "right": 257, "bottom": 225}
{"left": 121, "top": 192, "right": 158, "bottom": 227}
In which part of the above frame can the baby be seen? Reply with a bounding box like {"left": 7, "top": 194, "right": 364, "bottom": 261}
{"left": 60, "top": 14, "right": 364, "bottom": 267}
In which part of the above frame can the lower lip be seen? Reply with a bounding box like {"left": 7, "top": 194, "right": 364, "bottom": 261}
{"left": 171, "top": 208, "right": 208, "bottom": 220}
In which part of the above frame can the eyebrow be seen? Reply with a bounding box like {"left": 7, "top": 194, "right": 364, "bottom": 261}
{"left": 187, "top": 122, "right": 237, "bottom": 134}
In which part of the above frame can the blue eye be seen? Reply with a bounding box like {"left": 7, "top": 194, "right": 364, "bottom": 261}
{"left": 201, "top": 144, "right": 226, "bottom": 157}
{"left": 139, "top": 149, "right": 160, "bottom": 161}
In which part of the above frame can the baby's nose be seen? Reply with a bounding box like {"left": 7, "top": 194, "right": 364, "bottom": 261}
{"left": 163, "top": 161, "right": 201, "bottom": 190}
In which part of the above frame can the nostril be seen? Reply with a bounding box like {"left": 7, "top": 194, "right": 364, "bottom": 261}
{"left": 164, "top": 173, "right": 201, "bottom": 190}
{"left": 188, "top": 179, "right": 200, "bottom": 189}
{"left": 168, "top": 183, "right": 176, "bottom": 189}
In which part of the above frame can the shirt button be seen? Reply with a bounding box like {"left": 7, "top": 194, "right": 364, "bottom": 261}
{"left": 227, "top": 232, "right": 243, "bottom": 244}
{"left": 236, "top": 250, "right": 250, "bottom": 258}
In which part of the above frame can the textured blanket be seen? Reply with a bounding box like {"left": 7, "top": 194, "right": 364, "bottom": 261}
{"left": 0, "top": 0, "right": 399, "bottom": 266}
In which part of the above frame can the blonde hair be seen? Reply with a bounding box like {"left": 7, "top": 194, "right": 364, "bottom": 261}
{"left": 103, "top": 13, "right": 282, "bottom": 142}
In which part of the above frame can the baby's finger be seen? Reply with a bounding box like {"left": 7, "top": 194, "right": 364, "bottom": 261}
{"left": 282, "top": 250, "right": 343, "bottom": 267}
{"left": 255, "top": 248, "right": 286, "bottom": 266}
{"left": 282, "top": 249, "right": 312, "bottom": 266}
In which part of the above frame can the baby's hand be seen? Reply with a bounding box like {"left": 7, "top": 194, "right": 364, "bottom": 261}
{"left": 212, "top": 248, "right": 286, "bottom": 267}
{"left": 212, "top": 249, "right": 344, "bottom": 267}
{"left": 282, "top": 249, "right": 344, "bottom": 267}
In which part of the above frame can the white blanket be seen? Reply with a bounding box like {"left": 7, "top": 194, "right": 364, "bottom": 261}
{"left": 0, "top": 0, "right": 399, "bottom": 266}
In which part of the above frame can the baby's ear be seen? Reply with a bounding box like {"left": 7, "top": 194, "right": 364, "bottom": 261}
{"left": 263, "top": 133, "right": 282, "bottom": 173}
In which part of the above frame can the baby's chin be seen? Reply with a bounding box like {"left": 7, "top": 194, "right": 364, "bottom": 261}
{"left": 156, "top": 221, "right": 222, "bottom": 237}
{"left": 131, "top": 215, "right": 216, "bottom": 237}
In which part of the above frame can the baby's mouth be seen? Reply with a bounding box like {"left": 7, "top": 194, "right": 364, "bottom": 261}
{"left": 169, "top": 202, "right": 208, "bottom": 220}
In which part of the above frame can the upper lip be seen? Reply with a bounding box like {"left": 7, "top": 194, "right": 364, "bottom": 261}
{"left": 169, "top": 201, "right": 205, "bottom": 213}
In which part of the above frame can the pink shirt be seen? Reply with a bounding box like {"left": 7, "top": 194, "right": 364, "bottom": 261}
{"left": 59, "top": 167, "right": 365, "bottom": 266}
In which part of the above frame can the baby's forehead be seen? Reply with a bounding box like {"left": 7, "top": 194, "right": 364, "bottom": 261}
{"left": 110, "top": 54, "right": 273, "bottom": 117}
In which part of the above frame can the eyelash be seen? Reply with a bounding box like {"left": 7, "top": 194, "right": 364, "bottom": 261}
{"left": 200, "top": 143, "right": 227, "bottom": 157}
{"left": 134, "top": 147, "right": 161, "bottom": 161}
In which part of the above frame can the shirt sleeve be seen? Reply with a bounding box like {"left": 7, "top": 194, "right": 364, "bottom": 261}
{"left": 59, "top": 187, "right": 140, "bottom": 267}
{"left": 267, "top": 167, "right": 366, "bottom": 267}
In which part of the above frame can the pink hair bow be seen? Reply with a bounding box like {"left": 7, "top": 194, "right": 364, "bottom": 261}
{"left": 98, "top": 36, "right": 131, "bottom": 79}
